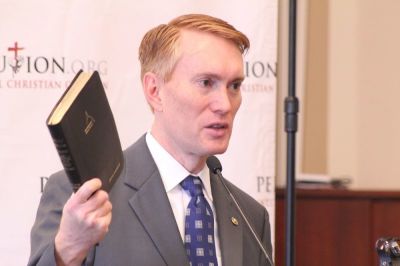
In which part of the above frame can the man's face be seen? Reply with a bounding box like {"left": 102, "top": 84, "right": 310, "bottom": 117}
{"left": 153, "top": 29, "right": 244, "bottom": 163}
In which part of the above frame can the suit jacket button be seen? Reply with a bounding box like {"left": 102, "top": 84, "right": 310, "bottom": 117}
{"left": 231, "top": 217, "right": 239, "bottom": 226}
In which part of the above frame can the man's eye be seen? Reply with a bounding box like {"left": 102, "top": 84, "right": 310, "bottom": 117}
{"left": 199, "top": 79, "right": 213, "bottom": 87}
{"left": 230, "top": 82, "right": 242, "bottom": 90}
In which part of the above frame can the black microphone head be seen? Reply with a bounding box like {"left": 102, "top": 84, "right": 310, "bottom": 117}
{"left": 206, "top": 155, "right": 222, "bottom": 174}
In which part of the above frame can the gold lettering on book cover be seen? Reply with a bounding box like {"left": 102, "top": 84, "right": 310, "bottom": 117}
{"left": 108, "top": 162, "right": 121, "bottom": 184}
{"left": 84, "top": 111, "right": 95, "bottom": 135}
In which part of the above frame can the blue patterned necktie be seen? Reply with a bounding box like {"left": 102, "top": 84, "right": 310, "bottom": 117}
{"left": 180, "top": 175, "right": 218, "bottom": 266}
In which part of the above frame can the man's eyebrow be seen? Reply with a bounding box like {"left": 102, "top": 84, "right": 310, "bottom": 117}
{"left": 192, "top": 73, "right": 245, "bottom": 82}
{"left": 231, "top": 76, "right": 245, "bottom": 83}
{"left": 193, "top": 72, "right": 221, "bottom": 79}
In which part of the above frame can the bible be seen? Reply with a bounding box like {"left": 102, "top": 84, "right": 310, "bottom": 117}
{"left": 46, "top": 70, "right": 123, "bottom": 192}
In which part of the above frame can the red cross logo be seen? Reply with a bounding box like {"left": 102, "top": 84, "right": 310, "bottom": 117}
{"left": 8, "top": 42, "right": 24, "bottom": 60}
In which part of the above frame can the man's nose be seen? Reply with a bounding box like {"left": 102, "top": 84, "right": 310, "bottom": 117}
{"left": 210, "top": 87, "right": 232, "bottom": 114}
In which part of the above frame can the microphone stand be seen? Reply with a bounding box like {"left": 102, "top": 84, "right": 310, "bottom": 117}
{"left": 284, "top": 0, "right": 299, "bottom": 266}
{"left": 215, "top": 168, "right": 274, "bottom": 266}
{"left": 206, "top": 156, "right": 274, "bottom": 265}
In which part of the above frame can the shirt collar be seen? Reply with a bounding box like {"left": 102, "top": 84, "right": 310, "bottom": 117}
{"left": 145, "top": 132, "right": 213, "bottom": 200}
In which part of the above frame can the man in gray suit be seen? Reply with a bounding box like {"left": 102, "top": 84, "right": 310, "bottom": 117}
{"left": 29, "top": 14, "right": 273, "bottom": 266}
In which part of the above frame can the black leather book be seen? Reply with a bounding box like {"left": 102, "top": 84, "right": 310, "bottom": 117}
{"left": 47, "top": 70, "right": 123, "bottom": 192}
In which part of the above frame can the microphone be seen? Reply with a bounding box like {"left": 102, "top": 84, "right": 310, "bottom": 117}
{"left": 376, "top": 238, "right": 400, "bottom": 266}
{"left": 206, "top": 156, "right": 274, "bottom": 266}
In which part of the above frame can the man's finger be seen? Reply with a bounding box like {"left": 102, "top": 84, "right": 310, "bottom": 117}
{"left": 74, "top": 178, "right": 102, "bottom": 203}
{"left": 92, "top": 199, "right": 112, "bottom": 218}
{"left": 81, "top": 189, "right": 110, "bottom": 214}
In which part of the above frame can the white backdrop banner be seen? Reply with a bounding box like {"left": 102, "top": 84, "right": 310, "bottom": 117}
{"left": 0, "top": 1, "right": 277, "bottom": 264}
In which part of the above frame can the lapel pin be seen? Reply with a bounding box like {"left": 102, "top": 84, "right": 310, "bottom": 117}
{"left": 231, "top": 217, "right": 239, "bottom": 226}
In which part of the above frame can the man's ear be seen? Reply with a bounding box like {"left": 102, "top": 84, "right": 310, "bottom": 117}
{"left": 142, "top": 72, "right": 163, "bottom": 112}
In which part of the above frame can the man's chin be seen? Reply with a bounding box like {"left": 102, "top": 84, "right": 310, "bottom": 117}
{"left": 199, "top": 138, "right": 230, "bottom": 156}
{"left": 206, "top": 145, "right": 229, "bottom": 156}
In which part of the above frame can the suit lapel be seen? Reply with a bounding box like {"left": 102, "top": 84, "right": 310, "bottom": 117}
{"left": 123, "top": 135, "right": 189, "bottom": 266}
{"left": 211, "top": 173, "right": 243, "bottom": 266}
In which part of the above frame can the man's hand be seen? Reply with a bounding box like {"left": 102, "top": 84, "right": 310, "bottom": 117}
{"left": 54, "top": 178, "right": 112, "bottom": 266}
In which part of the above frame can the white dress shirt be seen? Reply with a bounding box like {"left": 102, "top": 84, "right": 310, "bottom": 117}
{"left": 146, "top": 132, "right": 222, "bottom": 265}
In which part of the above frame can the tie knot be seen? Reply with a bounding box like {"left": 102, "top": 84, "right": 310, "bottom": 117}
{"left": 180, "top": 175, "right": 204, "bottom": 198}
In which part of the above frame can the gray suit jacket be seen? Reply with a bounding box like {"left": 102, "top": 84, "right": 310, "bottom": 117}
{"left": 28, "top": 135, "right": 273, "bottom": 266}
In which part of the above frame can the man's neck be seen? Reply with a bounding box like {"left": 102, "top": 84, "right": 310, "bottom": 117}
{"left": 149, "top": 129, "right": 206, "bottom": 173}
